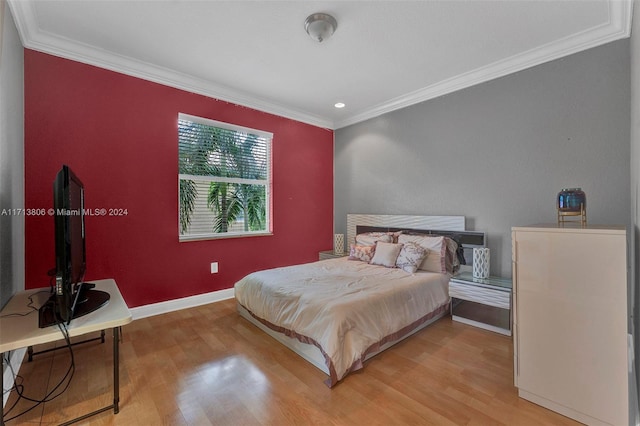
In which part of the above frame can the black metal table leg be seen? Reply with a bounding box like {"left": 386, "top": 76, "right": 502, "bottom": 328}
{"left": 58, "top": 328, "right": 123, "bottom": 425}
{"left": 113, "top": 326, "right": 120, "bottom": 414}
{"left": 28, "top": 332, "right": 106, "bottom": 361}
{"left": 1, "top": 352, "right": 5, "bottom": 426}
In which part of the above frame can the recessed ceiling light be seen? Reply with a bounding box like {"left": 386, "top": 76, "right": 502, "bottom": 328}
{"left": 334, "top": 102, "right": 346, "bottom": 108}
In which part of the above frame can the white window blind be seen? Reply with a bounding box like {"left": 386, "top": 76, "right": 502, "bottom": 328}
{"left": 178, "top": 113, "right": 272, "bottom": 241}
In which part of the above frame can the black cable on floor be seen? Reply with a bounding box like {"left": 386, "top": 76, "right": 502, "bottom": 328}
{"left": 2, "top": 313, "right": 76, "bottom": 422}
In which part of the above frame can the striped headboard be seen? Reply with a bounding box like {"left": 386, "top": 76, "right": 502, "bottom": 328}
{"left": 346, "top": 214, "right": 466, "bottom": 247}
{"left": 346, "top": 214, "right": 485, "bottom": 268}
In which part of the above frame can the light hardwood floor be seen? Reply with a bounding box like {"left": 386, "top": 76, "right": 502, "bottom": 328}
{"left": 4, "top": 298, "right": 579, "bottom": 425}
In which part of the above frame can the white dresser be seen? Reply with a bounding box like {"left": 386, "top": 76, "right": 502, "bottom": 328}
{"left": 511, "top": 224, "right": 629, "bottom": 426}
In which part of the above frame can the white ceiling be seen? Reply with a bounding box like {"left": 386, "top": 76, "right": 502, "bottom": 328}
{"left": 7, "top": 0, "right": 633, "bottom": 129}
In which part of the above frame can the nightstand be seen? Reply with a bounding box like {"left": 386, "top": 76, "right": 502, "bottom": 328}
{"left": 449, "top": 271, "right": 512, "bottom": 336}
{"left": 318, "top": 250, "right": 347, "bottom": 260}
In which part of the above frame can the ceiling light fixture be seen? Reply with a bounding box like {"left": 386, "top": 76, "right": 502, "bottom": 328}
{"left": 334, "top": 102, "right": 346, "bottom": 109}
{"left": 305, "top": 13, "right": 338, "bottom": 43}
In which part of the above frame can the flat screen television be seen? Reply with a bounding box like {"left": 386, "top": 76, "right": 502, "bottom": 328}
{"left": 38, "top": 165, "right": 110, "bottom": 328}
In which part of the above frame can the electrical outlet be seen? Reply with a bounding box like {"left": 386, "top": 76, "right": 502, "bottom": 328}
{"left": 210, "top": 262, "right": 219, "bottom": 274}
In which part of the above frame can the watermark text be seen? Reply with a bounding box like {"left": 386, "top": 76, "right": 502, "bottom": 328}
{"left": 1, "top": 208, "right": 129, "bottom": 217}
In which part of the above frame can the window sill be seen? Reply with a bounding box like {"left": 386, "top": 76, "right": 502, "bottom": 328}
{"left": 179, "top": 231, "right": 273, "bottom": 242}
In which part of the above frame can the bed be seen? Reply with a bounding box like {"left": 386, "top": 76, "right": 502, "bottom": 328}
{"left": 234, "top": 215, "right": 485, "bottom": 387}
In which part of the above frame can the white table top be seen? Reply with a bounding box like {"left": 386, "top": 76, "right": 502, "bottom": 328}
{"left": 0, "top": 279, "right": 132, "bottom": 353}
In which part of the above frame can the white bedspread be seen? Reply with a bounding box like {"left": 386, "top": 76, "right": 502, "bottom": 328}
{"left": 234, "top": 257, "right": 450, "bottom": 386}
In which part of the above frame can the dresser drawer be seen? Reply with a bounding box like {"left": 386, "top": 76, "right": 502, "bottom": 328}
{"left": 449, "top": 281, "right": 510, "bottom": 309}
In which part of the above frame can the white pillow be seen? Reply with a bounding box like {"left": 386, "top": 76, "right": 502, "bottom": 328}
{"left": 395, "top": 242, "right": 428, "bottom": 273}
{"left": 397, "top": 234, "right": 447, "bottom": 273}
{"left": 369, "top": 242, "right": 403, "bottom": 268}
{"left": 355, "top": 232, "right": 393, "bottom": 247}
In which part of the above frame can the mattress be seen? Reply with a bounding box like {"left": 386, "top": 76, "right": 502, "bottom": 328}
{"left": 234, "top": 257, "right": 450, "bottom": 386}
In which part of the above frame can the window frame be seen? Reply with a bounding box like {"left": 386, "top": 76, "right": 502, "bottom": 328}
{"left": 178, "top": 113, "right": 273, "bottom": 242}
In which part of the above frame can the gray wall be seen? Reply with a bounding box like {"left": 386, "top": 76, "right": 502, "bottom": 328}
{"left": 335, "top": 39, "right": 631, "bottom": 278}
{"left": 0, "top": 0, "right": 25, "bottom": 309}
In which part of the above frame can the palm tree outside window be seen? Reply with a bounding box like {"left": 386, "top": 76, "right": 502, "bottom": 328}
{"left": 178, "top": 113, "right": 272, "bottom": 241}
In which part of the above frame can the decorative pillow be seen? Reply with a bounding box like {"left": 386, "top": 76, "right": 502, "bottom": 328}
{"left": 369, "top": 242, "right": 403, "bottom": 268}
{"left": 395, "top": 242, "right": 428, "bottom": 273}
{"left": 348, "top": 244, "right": 376, "bottom": 262}
{"left": 397, "top": 234, "right": 448, "bottom": 273}
{"left": 355, "top": 232, "right": 393, "bottom": 247}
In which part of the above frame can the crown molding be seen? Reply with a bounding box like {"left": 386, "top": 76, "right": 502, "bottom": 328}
{"left": 8, "top": 0, "right": 633, "bottom": 131}
{"left": 334, "top": 0, "right": 633, "bottom": 129}
{"left": 7, "top": 0, "right": 333, "bottom": 129}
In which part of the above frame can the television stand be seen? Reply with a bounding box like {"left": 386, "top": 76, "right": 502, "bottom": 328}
{"left": 1, "top": 279, "right": 132, "bottom": 425}
{"left": 38, "top": 287, "right": 111, "bottom": 328}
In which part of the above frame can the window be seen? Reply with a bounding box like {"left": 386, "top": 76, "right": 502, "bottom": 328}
{"left": 178, "top": 113, "right": 272, "bottom": 241}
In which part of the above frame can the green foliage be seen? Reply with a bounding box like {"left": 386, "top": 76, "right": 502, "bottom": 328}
{"left": 179, "top": 179, "right": 197, "bottom": 234}
{"left": 178, "top": 119, "right": 268, "bottom": 235}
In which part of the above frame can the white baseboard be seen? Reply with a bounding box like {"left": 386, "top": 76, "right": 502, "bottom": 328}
{"left": 129, "top": 288, "right": 235, "bottom": 320}
{"left": 3, "top": 347, "right": 27, "bottom": 409}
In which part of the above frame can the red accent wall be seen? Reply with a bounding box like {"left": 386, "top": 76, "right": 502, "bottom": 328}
{"left": 24, "top": 50, "right": 334, "bottom": 307}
